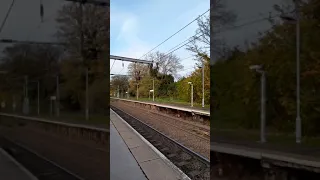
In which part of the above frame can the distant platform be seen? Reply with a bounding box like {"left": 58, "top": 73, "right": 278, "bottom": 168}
{"left": 211, "top": 141, "right": 320, "bottom": 173}
{"left": 111, "top": 97, "right": 210, "bottom": 116}
{"left": 110, "top": 109, "right": 190, "bottom": 180}
{"left": 0, "top": 148, "right": 37, "bottom": 180}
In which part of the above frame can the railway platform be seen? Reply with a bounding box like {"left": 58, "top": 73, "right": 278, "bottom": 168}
{"left": 111, "top": 97, "right": 210, "bottom": 115}
{"left": 110, "top": 109, "right": 189, "bottom": 180}
{"left": 211, "top": 140, "right": 320, "bottom": 174}
{"left": 0, "top": 148, "right": 37, "bottom": 180}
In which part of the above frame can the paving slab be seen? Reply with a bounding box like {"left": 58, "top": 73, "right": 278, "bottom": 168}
{"left": 130, "top": 144, "right": 159, "bottom": 163}
{"left": 0, "top": 148, "right": 37, "bottom": 180}
{"left": 118, "top": 131, "right": 145, "bottom": 149}
{"left": 110, "top": 109, "right": 190, "bottom": 180}
{"left": 110, "top": 121, "right": 147, "bottom": 180}
{"left": 140, "top": 158, "right": 183, "bottom": 180}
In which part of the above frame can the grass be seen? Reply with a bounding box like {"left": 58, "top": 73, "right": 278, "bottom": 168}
{"left": 212, "top": 107, "right": 320, "bottom": 149}
{"left": 212, "top": 125, "right": 320, "bottom": 148}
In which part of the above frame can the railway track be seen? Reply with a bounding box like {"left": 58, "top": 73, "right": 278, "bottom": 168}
{"left": 118, "top": 101, "right": 210, "bottom": 139}
{"left": 111, "top": 105, "right": 210, "bottom": 180}
{"left": 0, "top": 136, "right": 83, "bottom": 180}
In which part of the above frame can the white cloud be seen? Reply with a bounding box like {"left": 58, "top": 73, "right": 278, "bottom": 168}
{"left": 111, "top": 11, "right": 153, "bottom": 74}
{"left": 110, "top": 0, "right": 209, "bottom": 78}
{"left": 116, "top": 16, "right": 139, "bottom": 41}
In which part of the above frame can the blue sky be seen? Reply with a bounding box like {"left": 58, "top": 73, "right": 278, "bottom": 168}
{"left": 110, "top": 0, "right": 209, "bottom": 78}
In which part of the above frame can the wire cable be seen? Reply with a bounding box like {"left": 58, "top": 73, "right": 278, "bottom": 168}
{"left": 138, "top": 8, "right": 210, "bottom": 59}
{"left": 118, "top": 61, "right": 124, "bottom": 73}
{"left": 110, "top": 59, "right": 116, "bottom": 71}
{"left": 0, "top": 0, "right": 16, "bottom": 36}
{"left": 163, "top": 11, "right": 289, "bottom": 57}
{"left": 165, "top": 31, "right": 202, "bottom": 54}
{"left": 139, "top": 9, "right": 276, "bottom": 60}
{"left": 180, "top": 56, "right": 194, "bottom": 61}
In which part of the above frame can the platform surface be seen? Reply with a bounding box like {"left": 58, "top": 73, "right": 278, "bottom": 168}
{"left": 110, "top": 119, "right": 147, "bottom": 180}
{"left": 0, "top": 148, "right": 37, "bottom": 180}
{"left": 110, "top": 109, "right": 189, "bottom": 180}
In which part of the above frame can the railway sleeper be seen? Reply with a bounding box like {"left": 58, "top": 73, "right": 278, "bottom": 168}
{"left": 160, "top": 147, "right": 169, "bottom": 152}
{"left": 177, "top": 161, "right": 191, "bottom": 167}
{"left": 154, "top": 143, "right": 162, "bottom": 146}
{"left": 188, "top": 170, "right": 202, "bottom": 177}
{"left": 167, "top": 153, "right": 178, "bottom": 158}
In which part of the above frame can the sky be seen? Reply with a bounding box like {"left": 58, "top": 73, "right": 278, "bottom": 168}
{"left": 0, "top": 0, "right": 285, "bottom": 73}
{"left": 0, "top": 0, "right": 64, "bottom": 41}
{"left": 219, "top": 0, "right": 285, "bottom": 49}
{"left": 0, "top": 0, "right": 108, "bottom": 57}
{"left": 110, "top": 0, "right": 210, "bottom": 79}
{"left": 0, "top": 0, "right": 67, "bottom": 58}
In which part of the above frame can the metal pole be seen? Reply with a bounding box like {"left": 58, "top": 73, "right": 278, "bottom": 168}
{"left": 23, "top": 75, "right": 29, "bottom": 114}
{"left": 261, "top": 71, "right": 266, "bottom": 143}
{"left": 25, "top": 76, "right": 28, "bottom": 98}
{"left": 79, "top": 2, "right": 84, "bottom": 60}
{"left": 191, "top": 84, "right": 193, "bottom": 107}
{"left": 12, "top": 95, "right": 15, "bottom": 112}
{"left": 295, "top": 0, "right": 301, "bottom": 144}
{"left": 56, "top": 75, "right": 60, "bottom": 117}
{"left": 202, "top": 59, "right": 205, "bottom": 108}
{"left": 137, "top": 83, "right": 139, "bottom": 100}
{"left": 153, "top": 78, "right": 155, "bottom": 101}
{"left": 85, "top": 68, "right": 89, "bottom": 120}
{"left": 50, "top": 100, "right": 52, "bottom": 116}
{"left": 117, "top": 85, "right": 119, "bottom": 98}
{"left": 37, "top": 81, "right": 40, "bottom": 115}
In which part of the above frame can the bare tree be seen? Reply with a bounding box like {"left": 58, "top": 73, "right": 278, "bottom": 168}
{"left": 55, "top": 3, "right": 109, "bottom": 111}
{"left": 146, "top": 51, "right": 183, "bottom": 78}
{"left": 187, "top": 0, "right": 237, "bottom": 61}
{"left": 127, "top": 63, "right": 149, "bottom": 81}
{"left": 55, "top": 3, "right": 109, "bottom": 62}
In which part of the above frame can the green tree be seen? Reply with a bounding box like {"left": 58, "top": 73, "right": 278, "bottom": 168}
{"left": 212, "top": 0, "right": 320, "bottom": 135}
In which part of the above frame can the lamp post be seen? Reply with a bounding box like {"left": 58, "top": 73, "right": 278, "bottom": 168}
{"left": 280, "top": 0, "right": 301, "bottom": 143}
{"left": 149, "top": 90, "right": 154, "bottom": 100}
{"left": 152, "top": 78, "right": 155, "bottom": 102}
{"left": 202, "top": 59, "right": 205, "bottom": 108}
{"left": 250, "top": 65, "right": 266, "bottom": 143}
{"left": 188, "top": 82, "right": 193, "bottom": 107}
{"left": 29, "top": 80, "right": 41, "bottom": 115}
{"left": 117, "top": 85, "right": 120, "bottom": 98}
{"left": 56, "top": 75, "right": 59, "bottom": 117}
{"left": 23, "top": 75, "right": 29, "bottom": 115}
{"left": 37, "top": 81, "right": 40, "bottom": 115}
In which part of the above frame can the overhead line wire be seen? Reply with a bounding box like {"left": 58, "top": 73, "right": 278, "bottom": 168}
{"left": 138, "top": 8, "right": 210, "bottom": 59}
{"left": 163, "top": 11, "right": 290, "bottom": 56}
{"left": 110, "top": 59, "right": 116, "bottom": 71}
{"left": 0, "top": 0, "right": 16, "bottom": 36}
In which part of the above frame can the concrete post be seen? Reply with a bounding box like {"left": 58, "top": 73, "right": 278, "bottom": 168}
{"left": 153, "top": 78, "right": 155, "bottom": 101}
{"left": 37, "top": 81, "right": 40, "bottom": 115}
{"left": 261, "top": 71, "right": 266, "bottom": 143}
{"left": 85, "top": 68, "right": 89, "bottom": 120}
{"left": 202, "top": 59, "right": 205, "bottom": 107}
{"left": 191, "top": 84, "right": 193, "bottom": 107}
{"left": 56, "top": 75, "right": 60, "bottom": 117}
